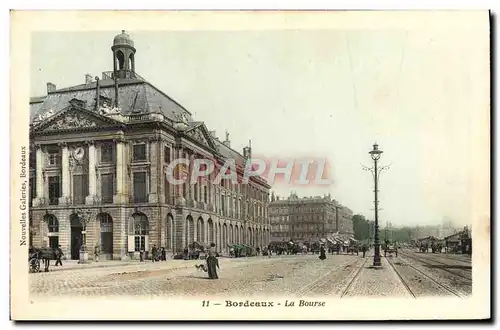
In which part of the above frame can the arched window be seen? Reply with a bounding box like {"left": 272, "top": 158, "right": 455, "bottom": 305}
{"left": 128, "top": 213, "right": 149, "bottom": 252}
{"left": 117, "top": 51, "right": 125, "bottom": 70}
{"left": 47, "top": 215, "right": 59, "bottom": 232}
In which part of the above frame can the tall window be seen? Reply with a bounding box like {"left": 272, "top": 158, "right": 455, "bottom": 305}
{"left": 101, "top": 173, "right": 114, "bottom": 203}
{"left": 46, "top": 145, "right": 60, "bottom": 167}
{"left": 29, "top": 151, "right": 36, "bottom": 169}
{"left": 133, "top": 144, "right": 146, "bottom": 161}
{"left": 29, "top": 177, "right": 35, "bottom": 207}
{"left": 128, "top": 213, "right": 149, "bottom": 252}
{"left": 164, "top": 146, "right": 171, "bottom": 163}
{"left": 47, "top": 215, "right": 59, "bottom": 232}
{"left": 101, "top": 143, "right": 114, "bottom": 163}
{"left": 133, "top": 172, "right": 147, "bottom": 203}
{"left": 72, "top": 174, "right": 88, "bottom": 204}
{"left": 204, "top": 186, "right": 208, "bottom": 203}
{"left": 48, "top": 176, "right": 60, "bottom": 205}
{"left": 99, "top": 213, "right": 113, "bottom": 254}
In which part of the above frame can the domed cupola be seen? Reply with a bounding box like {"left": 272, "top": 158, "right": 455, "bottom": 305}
{"left": 111, "top": 30, "right": 137, "bottom": 79}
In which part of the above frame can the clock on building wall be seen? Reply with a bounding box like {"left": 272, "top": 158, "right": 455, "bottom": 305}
{"left": 73, "top": 147, "right": 85, "bottom": 161}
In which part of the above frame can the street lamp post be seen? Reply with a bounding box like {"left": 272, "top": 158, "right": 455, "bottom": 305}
{"left": 362, "top": 143, "right": 390, "bottom": 267}
{"left": 75, "top": 209, "right": 92, "bottom": 264}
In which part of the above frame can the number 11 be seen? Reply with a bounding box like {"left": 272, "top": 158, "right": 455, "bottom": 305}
{"left": 202, "top": 300, "right": 210, "bottom": 307}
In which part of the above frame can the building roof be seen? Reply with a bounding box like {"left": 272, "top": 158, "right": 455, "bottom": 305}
{"left": 29, "top": 78, "right": 193, "bottom": 125}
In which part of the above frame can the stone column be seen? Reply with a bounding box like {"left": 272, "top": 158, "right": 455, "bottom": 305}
{"left": 148, "top": 138, "right": 158, "bottom": 203}
{"left": 174, "top": 146, "right": 186, "bottom": 206}
{"left": 113, "top": 139, "right": 127, "bottom": 204}
{"left": 58, "top": 143, "right": 70, "bottom": 205}
{"left": 86, "top": 141, "right": 97, "bottom": 204}
{"left": 189, "top": 153, "right": 195, "bottom": 202}
{"left": 33, "top": 144, "right": 45, "bottom": 207}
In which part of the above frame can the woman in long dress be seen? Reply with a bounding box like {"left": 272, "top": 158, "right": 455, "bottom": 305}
{"left": 319, "top": 245, "right": 327, "bottom": 260}
{"left": 206, "top": 243, "right": 220, "bottom": 279}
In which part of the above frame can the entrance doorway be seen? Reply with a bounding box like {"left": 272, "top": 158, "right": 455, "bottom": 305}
{"left": 48, "top": 236, "right": 59, "bottom": 249}
{"left": 70, "top": 213, "right": 83, "bottom": 260}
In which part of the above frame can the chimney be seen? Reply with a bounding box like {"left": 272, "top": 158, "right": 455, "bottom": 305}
{"left": 85, "top": 74, "right": 93, "bottom": 84}
{"left": 209, "top": 130, "right": 217, "bottom": 139}
{"left": 46, "top": 82, "right": 56, "bottom": 94}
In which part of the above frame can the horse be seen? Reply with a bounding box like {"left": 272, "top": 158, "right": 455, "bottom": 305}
{"left": 29, "top": 247, "right": 57, "bottom": 272}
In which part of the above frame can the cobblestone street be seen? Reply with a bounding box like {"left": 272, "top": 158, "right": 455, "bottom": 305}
{"left": 29, "top": 249, "right": 472, "bottom": 300}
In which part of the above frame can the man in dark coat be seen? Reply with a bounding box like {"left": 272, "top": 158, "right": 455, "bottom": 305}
{"left": 362, "top": 244, "right": 367, "bottom": 258}
{"left": 206, "top": 243, "right": 220, "bottom": 279}
{"left": 152, "top": 245, "right": 158, "bottom": 262}
{"left": 318, "top": 245, "right": 327, "bottom": 260}
{"left": 161, "top": 247, "right": 166, "bottom": 261}
{"left": 55, "top": 245, "right": 63, "bottom": 266}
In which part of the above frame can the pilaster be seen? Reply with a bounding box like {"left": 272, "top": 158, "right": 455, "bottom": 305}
{"left": 86, "top": 141, "right": 97, "bottom": 204}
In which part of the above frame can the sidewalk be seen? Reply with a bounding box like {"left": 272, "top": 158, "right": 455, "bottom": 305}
{"left": 48, "top": 258, "right": 201, "bottom": 272}
{"left": 45, "top": 255, "right": 264, "bottom": 273}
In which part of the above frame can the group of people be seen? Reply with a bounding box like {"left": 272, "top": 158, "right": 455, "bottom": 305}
{"left": 318, "top": 244, "right": 369, "bottom": 260}
{"left": 149, "top": 245, "right": 167, "bottom": 262}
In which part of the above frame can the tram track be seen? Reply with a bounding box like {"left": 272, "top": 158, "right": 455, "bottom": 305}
{"left": 385, "top": 256, "right": 416, "bottom": 298}
{"left": 295, "top": 257, "right": 365, "bottom": 297}
{"left": 423, "top": 253, "right": 472, "bottom": 264}
{"left": 398, "top": 256, "right": 467, "bottom": 298}
{"left": 340, "top": 257, "right": 368, "bottom": 298}
{"left": 399, "top": 251, "right": 472, "bottom": 281}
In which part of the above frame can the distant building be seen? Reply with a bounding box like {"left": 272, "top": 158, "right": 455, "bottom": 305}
{"left": 269, "top": 192, "right": 353, "bottom": 243}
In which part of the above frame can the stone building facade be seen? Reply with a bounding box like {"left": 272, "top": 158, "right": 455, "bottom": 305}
{"left": 29, "top": 31, "right": 271, "bottom": 260}
{"left": 269, "top": 193, "right": 354, "bottom": 243}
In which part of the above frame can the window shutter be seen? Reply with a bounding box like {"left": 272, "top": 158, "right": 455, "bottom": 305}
{"left": 127, "top": 235, "right": 135, "bottom": 252}
{"left": 128, "top": 217, "right": 134, "bottom": 235}
{"left": 145, "top": 235, "right": 149, "bottom": 252}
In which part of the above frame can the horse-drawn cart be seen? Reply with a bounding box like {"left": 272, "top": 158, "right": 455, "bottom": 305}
{"left": 384, "top": 242, "right": 398, "bottom": 257}
{"left": 29, "top": 252, "right": 41, "bottom": 273}
{"left": 29, "top": 247, "right": 57, "bottom": 272}
{"left": 348, "top": 238, "right": 359, "bottom": 255}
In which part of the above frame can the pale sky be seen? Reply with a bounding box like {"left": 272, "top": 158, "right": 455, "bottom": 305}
{"left": 30, "top": 24, "right": 489, "bottom": 227}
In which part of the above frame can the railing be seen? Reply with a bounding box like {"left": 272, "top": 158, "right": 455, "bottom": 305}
{"left": 129, "top": 113, "right": 153, "bottom": 122}
{"left": 102, "top": 70, "right": 145, "bottom": 81}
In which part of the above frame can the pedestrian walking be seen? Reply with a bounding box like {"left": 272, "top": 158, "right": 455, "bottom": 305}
{"left": 318, "top": 245, "right": 327, "bottom": 260}
{"left": 151, "top": 245, "right": 158, "bottom": 262}
{"left": 206, "top": 243, "right": 220, "bottom": 280}
{"left": 362, "top": 244, "right": 367, "bottom": 258}
{"left": 94, "top": 243, "right": 100, "bottom": 262}
{"left": 55, "top": 245, "right": 63, "bottom": 266}
{"left": 161, "top": 247, "right": 166, "bottom": 261}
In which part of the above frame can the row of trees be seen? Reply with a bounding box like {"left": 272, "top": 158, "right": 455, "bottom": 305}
{"left": 352, "top": 214, "right": 415, "bottom": 243}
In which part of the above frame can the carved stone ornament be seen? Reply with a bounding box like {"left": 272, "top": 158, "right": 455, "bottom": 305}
{"left": 174, "top": 112, "right": 189, "bottom": 124}
{"left": 34, "top": 108, "right": 56, "bottom": 124}
{"left": 46, "top": 113, "right": 98, "bottom": 131}
{"left": 99, "top": 104, "right": 121, "bottom": 116}
{"left": 186, "top": 128, "right": 207, "bottom": 145}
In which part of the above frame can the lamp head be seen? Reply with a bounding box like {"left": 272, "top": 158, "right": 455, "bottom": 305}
{"left": 369, "top": 143, "right": 383, "bottom": 160}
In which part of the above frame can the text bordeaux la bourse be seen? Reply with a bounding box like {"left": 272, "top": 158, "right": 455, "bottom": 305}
{"left": 28, "top": 31, "right": 271, "bottom": 260}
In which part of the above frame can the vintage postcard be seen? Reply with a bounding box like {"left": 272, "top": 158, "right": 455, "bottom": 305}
{"left": 10, "top": 10, "right": 490, "bottom": 320}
